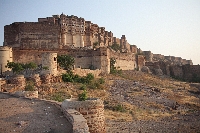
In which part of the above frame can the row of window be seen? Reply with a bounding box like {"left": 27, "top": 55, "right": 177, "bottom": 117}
{"left": 62, "top": 17, "right": 84, "bottom": 22}
{"left": 61, "top": 23, "right": 84, "bottom": 27}
{"left": 61, "top": 29, "right": 84, "bottom": 33}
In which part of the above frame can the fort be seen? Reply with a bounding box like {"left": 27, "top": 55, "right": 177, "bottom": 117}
{"left": 1, "top": 13, "right": 200, "bottom": 132}
{"left": 2, "top": 13, "right": 200, "bottom": 81}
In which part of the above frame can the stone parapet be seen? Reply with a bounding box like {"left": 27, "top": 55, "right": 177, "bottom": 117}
{"left": 62, "top": 98, "right": 105, "bottom": 133}
{"left": 62, "top": 109, "right": 89, "bottom": 133}
{"left": 29, "top": 74, "right": 41, "bottom": 86}
{"left": 40, "top": 74, "right": 51, "bottom": 84}
{"left": 10, "top": 75, "right": 26, "bottom": 87}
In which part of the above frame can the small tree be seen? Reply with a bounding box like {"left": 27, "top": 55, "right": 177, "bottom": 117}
{"left": 22, "top": 62, "right": 37, "bottom": 74}
{"left": 110, "top": 58, "right": 122, "bottom": 74}
{"left": 78, "top": 89, "right": 87, "bottom": 101}
{"left": 85, "top": 73, "right": 94, "bottom": 83}
{"left": 57, "top": 55, "right": 75, "bottom": 72}
{"left": 93, "top": 42, "right": 99, "bottom": 48}
{"left": 6, "top": 61, "right": 24, "bottom": 75}
{"left": 42, "top": 66, "right": 49, "bottom": 70}
{"left": 110, "top": 43, "right": 121, "bottom": 52}
{"left": 25, "top": 81, "right": 35, "bottom": 91}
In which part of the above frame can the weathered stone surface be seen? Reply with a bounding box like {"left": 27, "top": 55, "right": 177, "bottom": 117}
{"left": 10, "top": 75, "right": 26, "bottom": 87}
{"left": 73, "top": 68, "right": 101, "bottom": 78}
{"left": 23, "top": 91, "right": 38, "bottom": 98}
{"left": 62, "top": 98, "right": 105, "bottom": 133}
{"left": 62, "top": 109, "right": 89, "bottom": 133}
{"left": 14, "top": 91, "right": 38, "bottom": 98}
{"left": 29, "top": 74, "right": 41, "bottom": 86}
{"left": 40, "top": 74, "right": 51, "bottom": 84}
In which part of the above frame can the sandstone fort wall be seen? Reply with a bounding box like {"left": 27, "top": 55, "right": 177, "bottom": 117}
{"left": 109, "top": 48, "right": 136, "bottom": 70}
{"left": 4, "top": 22, "right": 60, "bottom": 49}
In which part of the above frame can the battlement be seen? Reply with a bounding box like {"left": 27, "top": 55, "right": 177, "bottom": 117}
{"left": 141, "top": 50, "right": 192, "bottom": 65}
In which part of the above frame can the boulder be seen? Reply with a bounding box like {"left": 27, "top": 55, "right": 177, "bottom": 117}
{"left": 154, "top": 68, "right": 163, "bottom": 76}
{"left": 141, "top": 66, "right": 150, "bottom": 73}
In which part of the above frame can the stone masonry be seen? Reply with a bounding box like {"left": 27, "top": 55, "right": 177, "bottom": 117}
{"left": 62, "top": 98, "right": 105, "bottom": 133}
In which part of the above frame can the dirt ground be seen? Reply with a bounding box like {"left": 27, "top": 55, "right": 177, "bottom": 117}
{"left": 0, "top": 92, "right": 72, "bottom": 133}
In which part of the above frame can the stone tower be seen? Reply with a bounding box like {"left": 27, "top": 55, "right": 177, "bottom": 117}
{"left": 60, "top": 13, "right": 85, "bottom": 47}
{"left": 41, "top": 53, "right": 57, "bottom": 75}
{"left": 0, "top": 46, "right": 13, "bottom": 74}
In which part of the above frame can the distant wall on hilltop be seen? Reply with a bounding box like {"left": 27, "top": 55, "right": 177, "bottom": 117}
{"left": 166, "top": 64, "right": 200, "bottom": 82}
{"left": 109, "top": 48, "right": 136, "bottom": 70}
{"left": 182, "top": 65, "right": 200, "bottom": 82}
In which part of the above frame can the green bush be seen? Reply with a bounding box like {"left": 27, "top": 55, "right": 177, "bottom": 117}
{"left": 62, "top": 73, "right": 74, "bottom": 82}
{"left": 104, "top": 104, "right": 127, "bottom": 112}
{"left": 85, "top": 73, "right": 94, "bottom": 84}
{"left": 93, "top": 42, "right": 99, "bottom": 48}
{"left": 110, "top": 58, "right": 122, "bottom": 74}
{"left": 110, "top": 43, "right": 121, "bottom": 52}
{"left": 62, "top": 72, "right": 95, "bottom": 84}
{"left": 57, "top": 55, "right": 75, "bottom": 71}
{"left": 98, "top": 78, "right": 105, "bottom": 84}
{"left": 113, "top": 104, "right": 126, "bottom": 112}
{"left": 88, "top": 81, "right": 100, "bottom": 89}
{"left": 51, "top": 92, "right": 66, "bottom": 102}
{"left": 25, "top": 81, "right": 35, "bottom": 91}
{"left": 78, "top": 89, "right": 87, "bottom": 101}
{"left": 80, "top": 85, "right": 86, "bottom": 90}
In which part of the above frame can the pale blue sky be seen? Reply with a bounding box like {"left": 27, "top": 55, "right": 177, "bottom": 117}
{"left": 0, "top": 0, "right": 200, "bottom": 64}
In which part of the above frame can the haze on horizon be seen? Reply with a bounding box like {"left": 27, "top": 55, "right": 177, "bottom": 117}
{"left": 0, "top": 0, "right": 199, "bottom": 64}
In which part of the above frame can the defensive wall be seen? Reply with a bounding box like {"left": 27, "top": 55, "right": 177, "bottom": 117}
{"left": 10, "top": 46, "right": 140, "bottom": 75}
{"left": 145, "top": 60, "right": 200, "bottom": 82}
{"left": 4, "top": 22, "right": 60, "bottom": 49}
{"left": 169, "top": 64, "right": 200, "bottom": 81}
{"left": 143, "top": 51, "right": 192, "bottom": 65}
{"left": 109, "top": 48, "right": 137, "bottom": 70}
{"left": 182, "top": 65, "right": 200, "bottom": 81}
